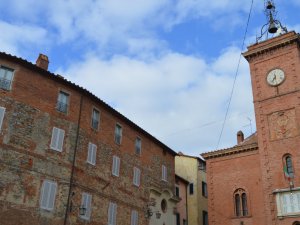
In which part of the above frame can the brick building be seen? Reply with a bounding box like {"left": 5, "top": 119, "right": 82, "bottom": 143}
{"left": 0, "top": 52, "right": 178, "bottom": 225}
{"left": 174, "top": 174, "right": 189, "bottom": 225}
{"left": 202, "top": 31, "right": 300, "bottom": 225}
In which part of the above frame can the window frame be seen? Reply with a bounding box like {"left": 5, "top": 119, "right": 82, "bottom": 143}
{"left": 56, "top": 90, "right": 69, "bottom": 114}
{"left": 0, "top": 65, "right": 14, "bottom": 91}
{"left": 135, "top": 137, "right": 142, "bottom": 155}
{"left": 131, "top": 210, "right": 139, "bottom": 225}
{"left": 108, "top": 202, "right": 117, "bottom": 225}
{"left": 202, "top": 181, "right": 207, "bottom": 198}
{"left": 87, "top": 142, "right": 97, "bottom": 165}
{"left": 175, "top": 185, "right": 180, "bottom": 197}
{"left": 234, "top": 189, "right": 249, "bottom": 217}
{"left": 80, "top": 192, "right": 92, "bottom": 220}
{"left": 50, "top": 127, "right": 65, "bottom": 152}
{"left": 114, "top": 123, "right": 122, "bottom": 145}
{"left": 133, "top": 167, "right": 141, "bottom": 187}
{"left": 40, "top": 180, "right": 57, "bottom": 211}
{"left": 112, "top": 155, "right": 120, "bottom": 177}
{"left": 91, "top": 108, "right": 100, "bottom": 130}
{"left": 161, "top": 165, "right": 167, "bottom": 182}
{"left": 203, "top": 210, "right": 208, "bottom": 225}
{"left": 189, "top": 183, "right": 194, "bottom": 195}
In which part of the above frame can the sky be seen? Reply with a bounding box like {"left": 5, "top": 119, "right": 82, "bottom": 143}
{"left": 0, "top": 0, "right": 300, "bottom": 156}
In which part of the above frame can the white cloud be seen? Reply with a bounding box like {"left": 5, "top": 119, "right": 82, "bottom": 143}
{"left": 57, "top": 47, "right": 254, "bottom": 155}
{"left": 0, "top": 21, "right": 48, "bottom": 56}
{"left": 0, "top": 0, "right": 262, "bottom": 53}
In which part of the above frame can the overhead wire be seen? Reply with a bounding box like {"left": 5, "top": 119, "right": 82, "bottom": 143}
{"left": 216, "top": 0, "right": 254, "bottom": 150}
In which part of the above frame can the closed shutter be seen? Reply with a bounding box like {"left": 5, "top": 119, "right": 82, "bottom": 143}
{"left": 87, "top": 142, "right": 97, "bottom": 165}
{"left": 50, "top": 127, "right": 65, "bottom": 151}
{"left": 112, "top": 156, "right": 120, "bottom": 176}
{"left": 0, "top": 107, "right": 5, "bottom": 131}
{"left": 108, "top": 202, "right": 117, "bottom": 225}
{"left": 131, "top": 210, "right": 138, "bottom": 225}
{"left": 81, "top": 193, "right": 92, "bottom": 220}
{"left": 133, "top": 167, "right": 140, "bottom": 186}
{"left": 40, "top": 180, "right": 57, "bottom": 211}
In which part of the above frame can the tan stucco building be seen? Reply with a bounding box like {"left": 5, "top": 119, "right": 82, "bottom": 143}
{"left": 175, "top": 153, "right": 208, "bottom": 225}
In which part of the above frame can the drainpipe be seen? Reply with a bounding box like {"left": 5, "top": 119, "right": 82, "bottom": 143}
{"left": 63, "top": 95, "right": 83, "bottom": 225}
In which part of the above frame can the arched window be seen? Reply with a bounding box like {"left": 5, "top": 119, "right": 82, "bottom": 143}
{"left": 234, "top": 189, "right": 248, "bottom": 217}
{"left": 283, "top": 155, "right": 294, "bottom": 179}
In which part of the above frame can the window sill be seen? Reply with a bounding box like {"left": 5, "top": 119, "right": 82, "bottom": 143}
{"left": 231, "top": 215, "right": 252, "bottom": 219}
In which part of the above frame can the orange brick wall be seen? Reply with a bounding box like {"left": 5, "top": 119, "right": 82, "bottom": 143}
{"left": 0, "top": 54, "right": 176, "bottom": 225}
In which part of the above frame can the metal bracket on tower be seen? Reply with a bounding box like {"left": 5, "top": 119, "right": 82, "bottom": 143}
{"left": 256, "top": 0, "right": 288, "bottom": 42}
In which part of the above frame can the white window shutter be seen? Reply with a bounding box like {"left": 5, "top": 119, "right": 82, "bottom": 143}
{"left": 40, "top": 180, "right": 57, "bottom": 211}
{"left": 133, "top": 167, "right": 140, "bottom": 186}
{"left": 81, "top": 193, "right": 92, "bottom": 220}
{"left": 108, "top": 202, "right": 117, "bottom": 225}
{"left": 112, "top": 156, "right": 120, "bottom": 176}
{"left": 50, "top": 127, "right": 65, "bottom": 151}
{"left": 0, "top": 107, "right": 5, "bottom": 131}
{"left": 92, "top": 144, "right": 97, "bottom": 165}
{"left": 131, "top": 210, "right": 138, "bottom": 225}
{"left": 57, "top": 129, "right": 65, "bottom": 151}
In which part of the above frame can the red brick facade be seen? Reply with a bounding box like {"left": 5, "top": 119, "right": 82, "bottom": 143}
{"left": 0, "top": 52, "right": 177, "bottom": 225}
{"left": 202, "top": 31, "right": 300, "bottom": 225}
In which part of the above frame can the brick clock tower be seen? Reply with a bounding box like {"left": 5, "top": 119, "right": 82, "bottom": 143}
{"left": 243, "top": 31, "right": 300, "bottom": 224}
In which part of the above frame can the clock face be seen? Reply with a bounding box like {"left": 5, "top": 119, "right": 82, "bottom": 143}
{"left": 266, "top": 69, "right": 285, "bottom": 86}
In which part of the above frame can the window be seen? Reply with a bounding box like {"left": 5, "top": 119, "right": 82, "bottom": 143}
{"left": 114, "top": 124, "right": 122, "bottom": 145}
{"left": 50, "top": 127, "right": 65, "bottom": 152}
{"left": 0, "top": 106, "right": 5, "bottom": 131}
{"left": 56, "top": 91, "right": 69, "bottom": 113}
{"left": 199, "top": 160, "right": 206, "bottom": 172}
{"left": 176, "top": 213, "right": 180, "bottom": 225}
{"left": 0, "top": 66, "right": 14, "bottom": 90}
{"left": 284, "top": 155, "right": 294, "bottom": 179}
{"left": 161, "top": 199, "right": 167, "bottom": 213}
{"left": 234, "top": 189, "right": 248, "bottom": 217}
{"left": 203, "top": 211, "right": 208, "bottom": 225}
{"left": 131, "top": 210, "right": 139, "bottom": 225}
{"left": 87, "top": 142, "right": 97, "bottom": 165}
{"left": 133, "top": 167, "right": 141, "bottom": 186}
{"left": 40, "top": 180, "right": 57, "bottom": 211}
{"left": 112, "top": 156, "right": 120, "bottom": 176}
{"left": 108, "top": 202, "right": 117, "bottom": 225}
{"left": 91, "top": 108, "right": 100, "bottom": 130}
{"left": 175, "top": 186, "right": 180, "bottom": 197}
{"left": 135, "top": 137, "right": 142, "bottom": 155}
{"left": 162, "top": 165, "right": 167, "bottom": 181}
{"left": 183, "top": 219, "right": 187, "bottom": 225}
{"left": 189, "top": 183, "right": 194, "bottom": 195}
{"left": 80, "top": 193, "right": 92, "bottom": 220}
{"left": 202, "top": 181, "right": 207, "bottom": 197}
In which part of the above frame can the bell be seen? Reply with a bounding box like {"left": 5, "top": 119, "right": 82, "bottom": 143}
{"left": 266, "top": 1, "right": 274, "bottom": 10}
{"left": 268, "top": 21, "right": 278, "bottom": 33}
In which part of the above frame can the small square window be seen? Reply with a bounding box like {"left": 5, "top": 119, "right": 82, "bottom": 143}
{"left": 0, "top": 66, "right": 14, "bottom": 90}
{"left": 114, "top": 124, "right": 122, "bottom": 145}
{"left": 91, "top": 108, "right": 100, "bottom": 130}
{"left": 135, "top": 137, "right": 142, "bottom": 155}
{"left": 56, "top": 91, "right": 69, "bottom": 113}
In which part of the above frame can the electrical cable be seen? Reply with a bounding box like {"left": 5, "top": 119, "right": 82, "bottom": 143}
{"left": 216, "top": 0, "right": 254, "bottom": 150}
